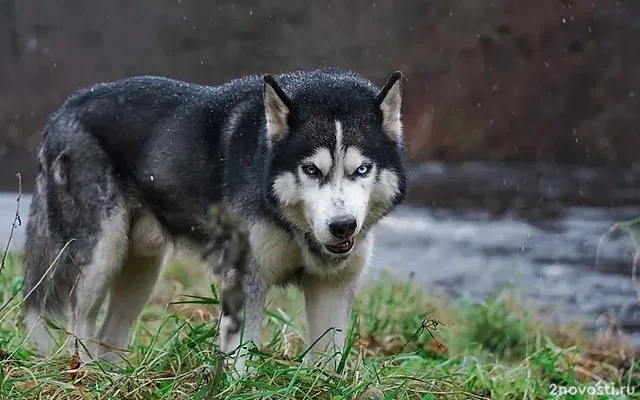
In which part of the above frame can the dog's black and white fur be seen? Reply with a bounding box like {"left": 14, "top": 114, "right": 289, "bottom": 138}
{"left": 22, "top": 68, "right": 407, "bottom": 371}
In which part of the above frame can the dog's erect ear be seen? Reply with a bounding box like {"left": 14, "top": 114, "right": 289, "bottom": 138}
{"left": 263, "top": 75, "right": 292, "bottom": 143}
{"left": 376, "top": 71, "right": 403, "bottom": 141}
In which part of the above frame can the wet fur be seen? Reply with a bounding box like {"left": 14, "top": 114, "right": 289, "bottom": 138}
{"left": 22, "top": 68, "right": 408, "bottom": 371}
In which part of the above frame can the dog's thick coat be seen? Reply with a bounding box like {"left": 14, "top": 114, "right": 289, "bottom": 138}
{"left": 22, "top": 68, "right": 407, "bottom": 369}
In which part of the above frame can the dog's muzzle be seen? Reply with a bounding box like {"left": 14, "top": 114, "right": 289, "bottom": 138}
{"left": 325, "top": 216, "right": 357, "bottom": 254}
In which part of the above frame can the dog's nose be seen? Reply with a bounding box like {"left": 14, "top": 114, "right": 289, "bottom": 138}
{"left": 329, "top": 217, "right": 357, "bottom": 239}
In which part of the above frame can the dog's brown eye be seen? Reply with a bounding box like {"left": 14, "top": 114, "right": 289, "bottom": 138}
{"left": 302, "top": 164, "right": 321, "bottom": 177}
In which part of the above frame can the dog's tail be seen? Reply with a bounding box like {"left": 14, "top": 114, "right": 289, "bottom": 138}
{"left": 22, "top": 145, "right": 72, "bottom": 355}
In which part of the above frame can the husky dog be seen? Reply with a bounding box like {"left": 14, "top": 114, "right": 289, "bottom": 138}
{"left": 22, "top": 68, "right": 408, "bottom": 370}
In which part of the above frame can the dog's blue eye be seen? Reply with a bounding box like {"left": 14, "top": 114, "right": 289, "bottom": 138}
{"left": 355, "top": 164, "right": 372, "bottom": 176}
{"left": 302, "top": 164, "right": 321, "bottom": 177}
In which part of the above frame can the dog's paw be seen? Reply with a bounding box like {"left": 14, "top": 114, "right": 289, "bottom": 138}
{"left": 224, "top": 351, "right": 259, "bottom": 379}
{"left": 97, "top": 350, "right": 129, "bottom": 369}
{"left": 303, "top": 351, "right": 346, "bottom": 374}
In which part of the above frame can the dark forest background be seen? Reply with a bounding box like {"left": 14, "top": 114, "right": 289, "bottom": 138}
{"left": 1, "top": 0, "right": 638, "bottom": 190}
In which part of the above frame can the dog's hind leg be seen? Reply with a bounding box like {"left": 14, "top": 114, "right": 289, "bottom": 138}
{"left": 94, "top": 252, "right": 166, "bottom": 364}
{"left": 94, "top": 212, "right": 168, "bottom": 364}
{"left": 69, "top": 205, "right": 129, "bottom": 362}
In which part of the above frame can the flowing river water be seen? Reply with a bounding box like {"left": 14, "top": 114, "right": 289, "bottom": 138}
{"left": 2, "top": 162, "right": 640, "bottom": 344}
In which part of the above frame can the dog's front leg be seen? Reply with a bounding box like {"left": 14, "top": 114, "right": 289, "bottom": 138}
{"left": 302, "top": 277, "right": 357, "bottom": 370}
{"left": 220, "top": 259, "right": 266, "bottom": 374}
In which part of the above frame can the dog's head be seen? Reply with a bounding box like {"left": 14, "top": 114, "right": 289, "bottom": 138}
{"left": 263, "top": 69, "right": 407, "bottom": 261}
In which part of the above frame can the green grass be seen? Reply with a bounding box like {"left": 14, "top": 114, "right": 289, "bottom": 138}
{"left": 0, "top": 253, "right": 638, "bottom": 399}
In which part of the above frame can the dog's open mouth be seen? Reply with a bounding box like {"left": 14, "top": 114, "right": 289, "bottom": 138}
{"left": 325, "top": 239, "right": 354, "bottom": 254}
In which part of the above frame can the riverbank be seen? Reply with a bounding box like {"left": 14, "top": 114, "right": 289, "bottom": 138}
{"left": 0, "top": 255, "right": 638, "bottom": 399}
{"left": 4, "top": 162, "right": 640, "bottom": 343}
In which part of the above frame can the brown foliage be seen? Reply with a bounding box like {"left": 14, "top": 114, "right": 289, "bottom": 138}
{"left": 1, "top": 0, "right": 638, "bottom": 190}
